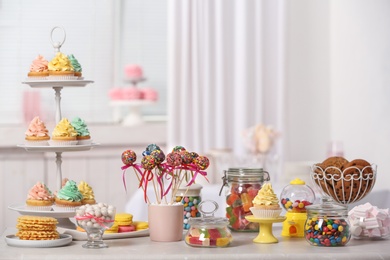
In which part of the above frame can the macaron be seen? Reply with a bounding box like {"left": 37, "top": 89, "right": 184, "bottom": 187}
{"left": 114, "top": 213, "right": 133, "bottom": 226}
{"left": 133, "top": 221, "right": 149, "bottom": 230}
{"left": 104, "top": 223, "right": 119, "bottom": 233}
{"left": 118, "top": 224, "right": 136, "bottom": 233}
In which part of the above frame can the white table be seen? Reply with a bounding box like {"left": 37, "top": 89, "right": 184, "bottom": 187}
{"left": 1, "top": 226, "right": 390, "bottom": 260}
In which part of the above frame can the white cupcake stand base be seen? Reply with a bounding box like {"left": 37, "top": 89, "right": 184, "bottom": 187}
{"left": 109, "top": 100, "right": 155, "bottom": 126}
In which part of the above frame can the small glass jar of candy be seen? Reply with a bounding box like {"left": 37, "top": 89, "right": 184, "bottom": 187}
{"left": 175, "top": 183, "right": 202, "bottom": 230}
{"left": 185, "top": 200, "right": 233, "bottom": 247}
{"left": 305, "top": 203, "right": 351, "bottom": 246}
{"left": 219, "top": 168, "right": 270, "bottom": 232}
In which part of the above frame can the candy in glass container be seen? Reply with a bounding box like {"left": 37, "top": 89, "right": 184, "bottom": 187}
{"left": 305, "top": 203, "right": 351, "bottom": 246}
{"left": 185, "top": 200, "right": 233, "bottom": 247}
{"left": 175, "top": 183, "right": 203, "bottom": 230}
{"left": 280, "top": 178, "right": 315, "bottom": 237}
{"left": 75, "top": 203, "right": 116, "bottom": 249}
{"left": 219, "top": 168, "right": 270, "bottom": 232}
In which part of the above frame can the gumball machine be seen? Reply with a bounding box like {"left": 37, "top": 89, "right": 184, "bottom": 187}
{"left": 280, "top": 178, "right": 315, "bottom": 237}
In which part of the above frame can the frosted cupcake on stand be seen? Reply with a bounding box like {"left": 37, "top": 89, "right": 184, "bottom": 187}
{"left": 50, "top": 118, "right": 78, "bottom": 146}
{"left": 26, "top": 181, "right": 55, "bottom": 211}
{"left": 67, "top": 54, "right": 83, "bottom": 79}
{"left": 124, "top": 64, "right": 144, "bottom": 81}
{"left": 27, "top": 55, "right": 49, "bottom": 80}
{"left": 25, "top": 116, "right": 50, "bottom": 146}
{"left": 48, "top": 52, "right": 75, "bottom": 80}
{"left": 250, "top": 182, "right": 282, "bottom": 218}
{"left": 78, "top": 180, "right": 96, "bottom": 205}
{"left": 71, "top": 117, "right": 91, "bottom": 145}
{"left": 54, "top": 179, "right": 83, "bottom": 211}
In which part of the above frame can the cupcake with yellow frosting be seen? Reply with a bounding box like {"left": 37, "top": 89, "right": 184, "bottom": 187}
{"left": 48, "top": 52, "right": 75, "bottom": 80}
{"left": 250, "top": 182, "right": 282, "bottom": 218}
{"left": 78, "top": 181, "right": 96, "bottom": 205}
{"left": 67, "top": 54, "right": 83, "bottom": 78}
{"left": 25, "top": 116, "right": 50, "bottom": 146}
{"left": 50, "top": 118, "right": 78, "bottom": 146}
{"left": 54, "top": 179, "right": 83, "bottom": 211}
{"left": 27, "top": 55, "right": 49, "bottom": 79}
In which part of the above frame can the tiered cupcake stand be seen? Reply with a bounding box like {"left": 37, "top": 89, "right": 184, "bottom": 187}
{"left": 8, "top": 27, "right": 96, "bottom": 229}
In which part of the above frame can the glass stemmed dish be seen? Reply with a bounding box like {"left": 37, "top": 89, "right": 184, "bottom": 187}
{"left": 75, "top": 203, "right": 116, "bottom": 249}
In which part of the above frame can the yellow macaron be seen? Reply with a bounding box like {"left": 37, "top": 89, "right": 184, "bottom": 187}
{"left": 114, "top": 213, "right": 133, "bottom": 226}
{"left": 133, "top": 221, "right": 149, "bottom": 230}
{"left": 104, "top": 223, "right": 119, "bottom": 233}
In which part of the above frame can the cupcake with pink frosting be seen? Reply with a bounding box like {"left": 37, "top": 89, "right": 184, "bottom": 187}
{"left": 25, "top": 116, "right": 50, "bottom": 146}
{"left": 26, "top": 181, "right": 55, "bottom": 211}
{"left": 140, "top": 87, "right": 158, "bottom": 101}
{"left": 27, "top": 55, "right": 49, "bottom": 79}
{"left": 124, "top": 64, "right": 143, "bottom": 80}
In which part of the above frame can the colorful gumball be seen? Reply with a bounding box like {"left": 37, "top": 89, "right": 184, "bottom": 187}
{"left": 166, "top": 152, "right": 182, "bottom": 166}
{"left": 141, "top": 155, "right": 156, "bottom": 170}
{"left": 194, "top": 156, "right": 210, "bottom": 170}
{"left": 142, "top": 143, "right": 161, "bottom": 156}
{"left": 122, "top": 150, "right": 137, "bottom": 165}
{"left": 180, "top": 150, "right": 193, "bottom": 165}
{"left": 150, "top": 149, "right": 165, "bottom": 164}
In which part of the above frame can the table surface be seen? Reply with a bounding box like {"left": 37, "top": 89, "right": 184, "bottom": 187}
{"left": 1, "top": 226, "right": 390, "bottom": 260}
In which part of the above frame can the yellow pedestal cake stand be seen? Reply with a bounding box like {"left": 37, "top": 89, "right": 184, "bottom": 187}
{"left": 245, "top": 215, "right": 286, "bottom": 244}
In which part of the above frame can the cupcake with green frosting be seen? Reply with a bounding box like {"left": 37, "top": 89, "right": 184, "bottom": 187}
{"left": 67, "top": 54, "right": 83, "bottom": 78}
{"left": 71, "top": 117, "right": 91, "bottom": 145}
{"left": 54, "top": 180, "right": 83, "bottom": 211}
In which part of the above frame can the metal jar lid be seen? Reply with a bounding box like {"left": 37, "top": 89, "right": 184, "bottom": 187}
{"left": 219, "top": 168, "right": 270, "bottom": 195}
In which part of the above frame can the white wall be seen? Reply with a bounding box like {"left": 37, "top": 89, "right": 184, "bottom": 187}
{"left": 330, "top": 0, "right": 390, "bottom": 191}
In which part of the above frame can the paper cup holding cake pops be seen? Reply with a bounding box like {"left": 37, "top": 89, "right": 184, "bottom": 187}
{"left": 121, "top": 144, "right": 210, "bottom": 242}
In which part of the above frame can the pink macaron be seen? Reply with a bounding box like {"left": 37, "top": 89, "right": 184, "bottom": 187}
{"left": 118, "top": 225, "right": 136, "bottom": 233}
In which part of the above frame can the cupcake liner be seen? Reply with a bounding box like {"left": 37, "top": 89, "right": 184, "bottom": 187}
{"left": 48, "top": 140, "right": 78, "bottom": 146}
{"left": 47, "top": 75, "right": 78, "bottom": 80}
{"left": 250, "top": 207, "right": 282, "bottom": 219}
{"left": 25, "top": 205, "right": 53, "bottom": 211}
{"left": 77, "top": 139, "right": 92, "bottom": 145}
{"left": 25, "top": 140, "right": 49, "bottom": 146}
{"left": 52, "top": 205, "right": 78, "bottom": 212}
{"left": 27, "top": 76, "right": 48, "bottom": 81}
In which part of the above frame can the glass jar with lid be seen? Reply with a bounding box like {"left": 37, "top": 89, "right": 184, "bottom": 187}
{"left": 305, "top": 203, "right": 351, "bottom": 246}
{"left": 185, "top": 200, "right": 233, "bottom": 247}
{"left": 219, "top": 168, "right": 270, "bottom": 232}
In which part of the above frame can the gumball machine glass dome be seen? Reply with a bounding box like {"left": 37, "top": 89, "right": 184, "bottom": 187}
{"left": 280, "top": 178, "right": 315, "bottom": 237}
{"left": 280, "top": 178, "right": 315, "bottom": 213}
